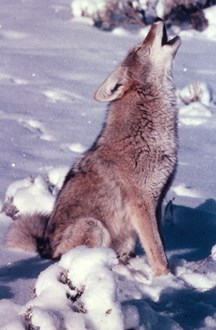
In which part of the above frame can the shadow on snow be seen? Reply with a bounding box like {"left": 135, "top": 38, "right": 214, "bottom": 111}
{"left": 134, "top": 198, "right": 216, "bottom": 329}
{"left": 0, "top": 256, "right": 53, "bottom": 300}
{"left": 163, "top": 198, "right": 216, "bottom": 261}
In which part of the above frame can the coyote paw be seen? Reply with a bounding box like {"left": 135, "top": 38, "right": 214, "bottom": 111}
{"left": 154, "top": 265, "right": 170, "bottom": 276}
{"left": 117, "top": 252, "right": 136, "bottom": 265}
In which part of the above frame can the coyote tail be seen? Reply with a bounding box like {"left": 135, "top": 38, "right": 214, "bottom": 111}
{"left": 6, "top": 214, "right": 49, "bottom": 253}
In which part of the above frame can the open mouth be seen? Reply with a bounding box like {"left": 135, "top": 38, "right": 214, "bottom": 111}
{"left": 154, "top": 17, "right": 179, "bottom": 46}
{"left": 161, "top": 20, "right": 168, "bottom": 46}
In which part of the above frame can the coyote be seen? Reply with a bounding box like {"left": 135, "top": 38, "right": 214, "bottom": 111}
{"left": 6, "top": 18, "right": 181, "bottom": 275}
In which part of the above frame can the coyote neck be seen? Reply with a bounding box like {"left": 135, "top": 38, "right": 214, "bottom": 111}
{"left": 105, "top": 80, "right": 177, "bottom": 142}
{"left": 137, "top": 72, "right": 177, "bottom": 118}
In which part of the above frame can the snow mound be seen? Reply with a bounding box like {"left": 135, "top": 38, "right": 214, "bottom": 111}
{"left": 71, "top": 0, "right": 107, "bottom": 18}
{"left": 179, "top": 102, "right": 212, "bottom": 126}
{"left": 178, "top": 81, "right": 212, "bottom": 107}
{"left": 177, "top": 81, "right": 213, "bottom": 126}
{"left": 203, "top": 5, "right": 216, "bottom": 40}
{"left": 47, "top": 166, "right": 69, "bottom": 194}
{"left": 0, "top": 300, "right": 23, "bottom": 329}
{"left": 172, "top": 183, "right": 202, "bottom": 198}
{"left": 3, "top": 166, "right": 69, "bottom": 217}
{"left": 211, "top": 245, "right": 216, "bottom": 261}
{"left": 4, "top": 176, "right": 55, "bottom": 217}
{"left": 71, "top": 0, "right": 110, "bottom": 28}
{"left": 60, "top": 246, "right": 123, "bottom": 330}
{"left": 67, "top": 142, "right": 87, "bottom": 153}
{"left": 1, "top": 246, "right": 124, "bottom": 330}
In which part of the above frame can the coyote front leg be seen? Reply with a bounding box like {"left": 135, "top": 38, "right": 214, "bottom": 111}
{"left": 131, "top": 197, "right": 169, "bottom": 276}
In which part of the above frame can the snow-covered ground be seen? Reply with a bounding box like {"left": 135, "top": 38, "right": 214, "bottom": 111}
{"left": 0, "top": 0, "right": 216, "bottom": 329}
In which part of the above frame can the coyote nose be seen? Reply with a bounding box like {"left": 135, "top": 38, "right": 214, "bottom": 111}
{"left": 154, "top": 17, "right": 164, "bottom": 23}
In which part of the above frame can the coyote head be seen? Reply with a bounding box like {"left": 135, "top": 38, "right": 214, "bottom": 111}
{"left": 95, "top": 18, "right": 181, "bottom": 103}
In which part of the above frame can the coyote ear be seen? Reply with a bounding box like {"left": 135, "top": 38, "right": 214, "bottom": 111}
{"left": 94, "top": 66, "right": 129, "bottom": 102}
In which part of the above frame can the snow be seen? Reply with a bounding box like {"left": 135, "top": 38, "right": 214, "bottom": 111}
{"left": 211, "top": 245, "right": 216, "bottom": 261}
{"left": 203, "top": 5, "right": 216, "bottom": 40}
{"left": 72, "top": 0, "right": 107, "bottom": 18}
{"left": 172, "top": 183, "right": 202, "bottom": 198}
{"left": 178, "top": 81, "right": 212, "bottom": 107}
{"left": 0, "top": 0, "right": 216, "bottom": 329}
{"left": 5, "top": 176, "right": 55, "bottom": 216}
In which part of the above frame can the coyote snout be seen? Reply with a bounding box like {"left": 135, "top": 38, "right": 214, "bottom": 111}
{"left": 7, "top": 19, "right": 181, "bottom": 276}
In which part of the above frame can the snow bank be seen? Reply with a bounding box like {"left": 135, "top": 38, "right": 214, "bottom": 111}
{"left": 47, "top": 166, "right": 70, "bottom": 194}
{"left": 203, "top": 5, "right": 216, "bottom": 40}
{"left": 0, "top": 300, "right": 23, "bottom": 329}
{"left": 61, "top": 247, "right": 123, "bottom": 330}
{"left": 1, "top": 246, "right": 124, "bottom": 330}
{"left": 178, "top": 81, "right": 212, "bottom": 107}
{"left": 4, "top": 176, "right": 55, "bottom": 217}
{"left": 2, "top": 174, "right": 216, "bottom": 329}
{"left": 172, "top": 183, "right": 202, "bottom": 198}
{"left": 177, "top": 82, "right": 214, "bottom": 126}
{"left": 3, "top": 166, "right": 70, "bottom": 217}
{"left": 72, "top": 0, "right": 107, "bottom": 18}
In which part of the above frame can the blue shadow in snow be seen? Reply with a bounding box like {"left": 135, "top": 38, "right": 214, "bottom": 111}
{"left": 142, "top": 284, "right": 216, "bottom": 330}
{"left": 133, "top": 199, "right": 216, "bottom": 329}
{"left": 163, "top": 198, "right": 216, "bottom": 261}
{"left": 0, "top": 256, "right": 53, "bottom": 300}
{"left": 135, "top": 198, "right": 216, "bottom": 262}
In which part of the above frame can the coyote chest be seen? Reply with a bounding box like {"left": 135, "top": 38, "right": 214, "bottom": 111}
{"left": 107, "top": 101, "right": 177, "bottom": 192}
